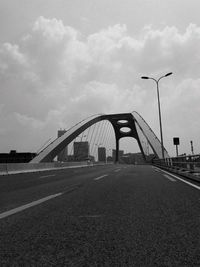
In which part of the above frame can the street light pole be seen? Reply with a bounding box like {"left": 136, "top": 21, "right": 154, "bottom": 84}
{"left": 141, "top": 72, "right": 172, "bottom": 159}
{"left": 156, "top": 78, "right": 165, "bottom": 160}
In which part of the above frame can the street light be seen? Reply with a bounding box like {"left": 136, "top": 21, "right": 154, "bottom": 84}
{"left": 141, "top": 72, "right": 173, "bottom": 159}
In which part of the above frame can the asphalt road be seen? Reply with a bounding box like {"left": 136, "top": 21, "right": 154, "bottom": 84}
{"left": 0, "top": 164, "right": 200, "bottom": 266}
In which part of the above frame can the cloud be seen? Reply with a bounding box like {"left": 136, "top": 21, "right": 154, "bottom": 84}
{"left": 0, "top": 17, "right": 200, "bottom": 155}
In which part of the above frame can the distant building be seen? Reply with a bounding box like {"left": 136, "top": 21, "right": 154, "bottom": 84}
{"left": 107, "top": 156, "right": 113, "bottom": 162}
{"left": 121, "top": 153, "right": 135, "bottom": 164}
{"left": 0, "top": 150, "right": 36, "bottom": 163}
{"left": 74, "top": 141, "right": 89, "bottom": 161}
{"left": 57, "top": 130, "right": 68, "bottom": 162}
{"left": 67, "top": 155, "right": 75, "bottom": 162}
{"left": 88, "top": 155, "right": 95, "bottom": 163}
{"left": 98, "top": 147, "right": 106, "bottom": 162}
{"left": 132, "top": 153, "right": 145, "bottom": 164}
{"left": 112, "top": 149, "right": 124, "bottom": 162}
{"left": 121, "top": 152, "right": 146, "bottom": 164}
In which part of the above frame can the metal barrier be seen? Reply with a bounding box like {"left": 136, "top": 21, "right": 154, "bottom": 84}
{"left": 153, "top": 154, "right": 200, "bottom": 182}
{"left": 0, "top": 161, "right": 113, "bottom": 176}
{"left": 0, "top": 161, "right": 89, "bottom": 175}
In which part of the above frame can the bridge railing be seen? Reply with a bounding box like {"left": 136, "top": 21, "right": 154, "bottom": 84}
{"left": 0, "top": 161, "right": 113, "bottom": 176}
{"left": 153, "top": 154, "right": 200, "bottom": 182}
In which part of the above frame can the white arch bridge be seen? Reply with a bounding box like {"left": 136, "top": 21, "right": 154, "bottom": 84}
{"left": 30, "top": 111, "right": 169, "bottom": 163}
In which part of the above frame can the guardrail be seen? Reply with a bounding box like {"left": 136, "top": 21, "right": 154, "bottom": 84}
{"left": 153, "top": 154, "right": 200, "bottom": 182}
{"left": 0, "top": 161, "right": 91, "bottom": 176}
{"left": 0, "top": 161, "right": 114, "bottom": 176}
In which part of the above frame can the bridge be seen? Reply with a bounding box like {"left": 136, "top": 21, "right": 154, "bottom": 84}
{"left": 0, "top": 112, "right": 199, "bottom": 266}
{"left": 30, "top": 111, "right": 169, "bottom": 164}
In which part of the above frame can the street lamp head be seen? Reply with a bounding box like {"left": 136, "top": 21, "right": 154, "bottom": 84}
{"left": 165, "top": 72, "right": 173, "bottom": 77}
{"left": 141, "top": 76, "right": 149, "bottom": 79}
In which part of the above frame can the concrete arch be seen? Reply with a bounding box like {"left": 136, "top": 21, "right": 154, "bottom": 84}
{"left": 132, "top": 111, "right": 169, "bottom": 159}
{"left": 30, "top": 112, "right": 169, "bottom": 163}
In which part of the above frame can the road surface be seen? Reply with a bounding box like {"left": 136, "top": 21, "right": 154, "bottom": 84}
{"left": 0, "top": 164, "right": 200, "bottom": 266}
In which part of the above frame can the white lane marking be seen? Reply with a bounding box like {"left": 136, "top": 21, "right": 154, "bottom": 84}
{"left": 158, "top": 168, "right": 200, "bottom": 191}
{"left": 0, "top": 192, "right": 63, "bottom": 220}
{"left": 163, "top": 174, "right": 176, "bottom": 182}
{"left": 94, "top": 174, "right": 108, "bottom": 181}
{"left": 114, "top": 169, "right": 121, "bottom": 172}
{"left": 77, "top": 215, "right": 102, "bottom": 218}
{"left": 39, "top": 174, "right": 55, "bottom": 179}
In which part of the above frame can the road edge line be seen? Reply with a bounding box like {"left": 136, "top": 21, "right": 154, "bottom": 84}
{"left": 158, "top": 168, "right": 200, "bottom": 191}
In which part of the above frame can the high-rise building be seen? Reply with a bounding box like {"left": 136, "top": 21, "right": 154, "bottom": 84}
{"left": 98, "top": 147, "right": 106, "bottom": 162}
{"left": 57, "top": 130, "right": 68, "bottom": 162}
{"left": 74, "top": 141, "right": 89, "bottom": 161}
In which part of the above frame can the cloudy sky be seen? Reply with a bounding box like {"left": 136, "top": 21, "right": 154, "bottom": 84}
{"left": 1, "top": 0, "right": 200, "bottom": 156}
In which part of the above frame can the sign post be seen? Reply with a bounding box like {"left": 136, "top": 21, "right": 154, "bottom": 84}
{"left": 190, "top": 140, "right": 194, "bottom": 155}
{"left": 173, "top": 137, "right": 180, "bottom": 157}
